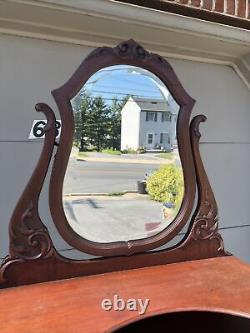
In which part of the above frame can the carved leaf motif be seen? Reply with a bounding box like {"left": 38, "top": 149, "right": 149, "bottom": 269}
{"left": 86, "top": 39, "right": 167, "bottom": 66}
{"left": 9, "top": 201, "right": 52, "bottom": 259}
{"left": 8, "top": 103, "right": 56, "bottom": 260}
{"left": 190, "top": 115, "right": 226, "bottom": 253}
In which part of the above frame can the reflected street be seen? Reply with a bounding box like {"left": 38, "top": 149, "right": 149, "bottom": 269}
{"left": 64, "top": 157, "right": 160, "bottom": 194}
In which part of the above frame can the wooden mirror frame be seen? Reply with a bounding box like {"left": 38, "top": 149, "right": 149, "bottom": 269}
{"left": 0, "top": 40, "right": 228, "bottom": 288}
{"left": 50, "top": 39, "right": 196, "bottom": 256}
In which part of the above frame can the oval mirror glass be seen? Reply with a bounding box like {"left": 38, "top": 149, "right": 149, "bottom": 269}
{"left": 63, "top": 65, "right": 184, "bottom": 243}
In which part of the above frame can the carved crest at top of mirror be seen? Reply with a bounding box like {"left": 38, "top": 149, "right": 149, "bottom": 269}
{"left": 0, "top": 39, "right": 228, "bottom": 288}
{"left": 50, "top": 39, "right": 198, "bottom": 256}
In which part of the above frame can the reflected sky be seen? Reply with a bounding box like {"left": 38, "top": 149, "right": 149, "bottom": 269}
{"left": 82, "top": 65, "right": 164, "bottom": 104}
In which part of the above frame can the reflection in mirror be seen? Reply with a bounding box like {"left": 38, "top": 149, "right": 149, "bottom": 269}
{"left": 63, "top": 65, "right": 184, "bottom": 243}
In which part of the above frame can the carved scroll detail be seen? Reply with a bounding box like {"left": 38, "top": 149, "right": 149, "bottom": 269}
{"left": 8, "top": 103, "right": 56, "bottom": 260}
{"left": 189, "top": 115, "right": 225, "bottom": 253}
{"left": 87, "top": 39, "right": 169, "bottom": 67}
{"left": 114, "top": 39, "right": 153, "bottom": 60}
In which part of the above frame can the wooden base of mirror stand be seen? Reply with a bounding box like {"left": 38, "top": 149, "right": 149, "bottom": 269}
{"left": 0, "top": 256, "right": 250, "bottom": 333}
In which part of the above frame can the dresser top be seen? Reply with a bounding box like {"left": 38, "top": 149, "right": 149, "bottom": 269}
{"left": 0, "top": 256, "right": 250, "bottom": 333}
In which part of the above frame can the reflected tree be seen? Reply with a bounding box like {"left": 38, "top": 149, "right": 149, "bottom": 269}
{"left": 73, "top": 93, "right": 92, "bottom": 152}
{"left": 106, "top": 96, "right": 128, "bottom": 150}
{"left": 73, "top": 93, "right": 129, "bottom": 152}
{"left": 87, "top": 96, "right": 109, "bottom": 151}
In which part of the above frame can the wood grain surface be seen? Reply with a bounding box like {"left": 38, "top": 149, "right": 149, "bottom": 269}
{"left": 0, "top": 256, "right": 250, "bottom": 333}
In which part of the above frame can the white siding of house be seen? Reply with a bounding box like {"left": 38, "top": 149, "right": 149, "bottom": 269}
{"left": 139, "top": 111, "right": 173, "bottom": 150}
{"left": 121, "top": 97, "right": 140, "bottom": 151}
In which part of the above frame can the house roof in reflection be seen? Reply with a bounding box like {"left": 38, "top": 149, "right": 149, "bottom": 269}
{"left": 132, "top": 97, "right": 169, "bottom": 112}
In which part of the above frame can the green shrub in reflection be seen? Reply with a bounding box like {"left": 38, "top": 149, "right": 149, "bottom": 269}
{"left": 146, "top": 165, "right": 184, "bottom": 210}
{"left": 101, "top": 148, "right": 121, "bottom": 155}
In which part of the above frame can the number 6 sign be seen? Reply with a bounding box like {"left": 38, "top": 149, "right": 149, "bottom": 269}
{"left": 29, "top": 120, "right": 61, "bottom": 139}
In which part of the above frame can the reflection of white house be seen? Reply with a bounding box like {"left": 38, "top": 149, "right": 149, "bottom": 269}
{"left": 121, "top": 97, "right": 179, "bottom": 151}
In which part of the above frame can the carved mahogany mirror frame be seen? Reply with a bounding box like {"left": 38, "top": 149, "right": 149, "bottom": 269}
{"left": 51, "top": 39, "right": 196, "bottom": 256}
{"left": 0, "top": 40, "right": 228, "bottom": 288}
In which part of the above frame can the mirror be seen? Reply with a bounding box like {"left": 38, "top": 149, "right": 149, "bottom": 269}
{"left": 2, "top": 40, "right": 223, "bottom": 289}
{"left": 63, "top": 65, "right": 184, "bottom": 243}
